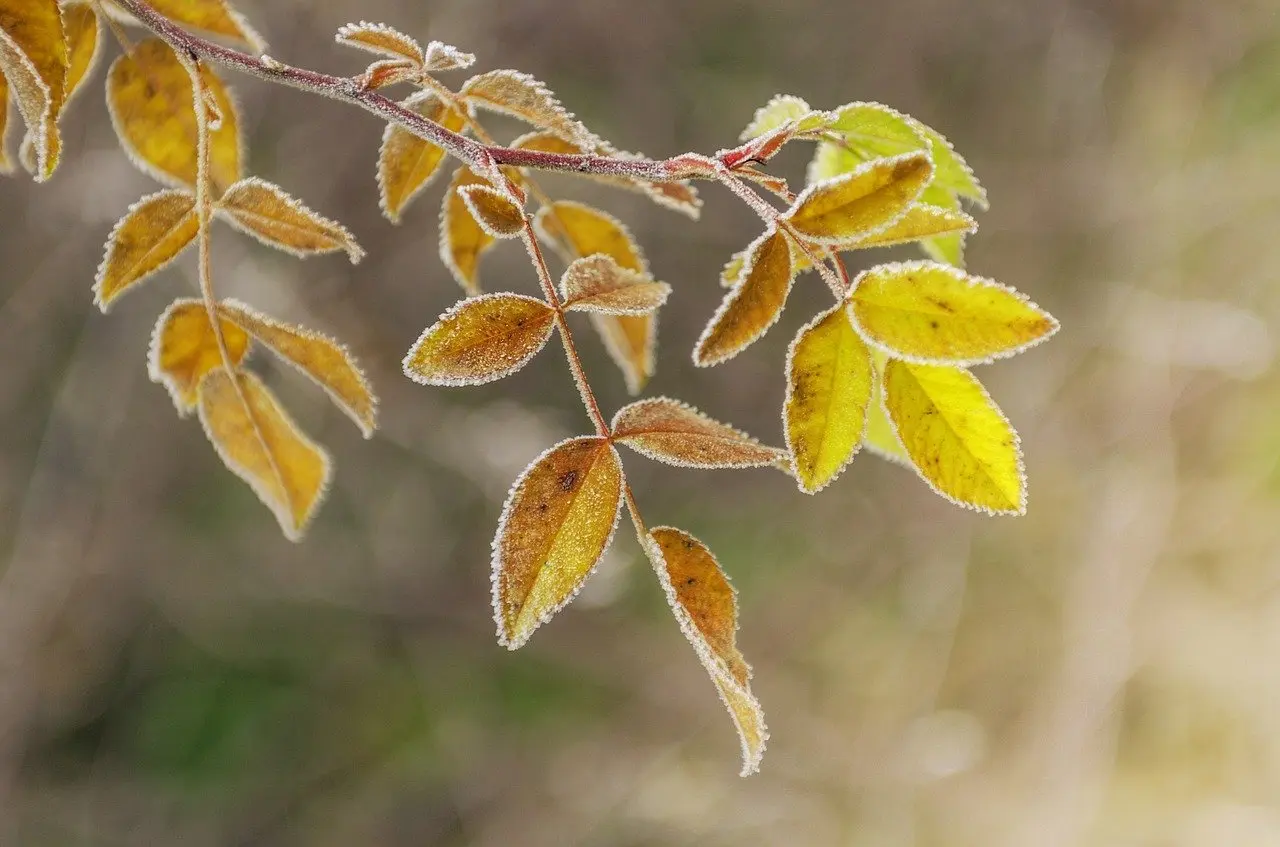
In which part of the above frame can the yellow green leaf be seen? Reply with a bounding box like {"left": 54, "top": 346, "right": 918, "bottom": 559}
{"left": 0, "top": 0, "right": 68, "bottom": 180}
{"left": 457, "top": 183, "right": 525, "bottom": 238}
{"left": 863, "top": 354, "right": 909, "bottom": 464}
{"left": 784, "top": 304, "right": 873, "bottom": 493}
{"left": 198, "top": 369, "right": 331, "bottom": 541}
{"left": 740, "top": 94, "right": 812, "bottom": 140}
{"left": 335, "top": 21, "right": 424, "bottom": 65}
{"left": 147, "top": 298, "right": 250, "bottom": 413}
{"left": 460, "top": 69, "right": 596, "bottom": 148}
{"left": 644, "top": 527, "right": 766, "bottom": 776}
{"left": 914, "top": 121, "right": 986, "bottom": 208}
{"left": 560, "top": 254, "right": 670, "bottom": 316}
{"left": 836, "top": 203, "right": 976, "bottom": 252}
{"left": 107, "top": 38, "right": 241, "bottom": 194}
{"left": 94, "top": 189, "right": 199, "bottom": 311}
{"left": 694, "top": 229, "right": 794, "bottom": 367}
{"left": 849, "top": 261, "right": 1058, "bottom": 365}
{"left": 403, "top": 292, "right": 556, "bottom": 386}
{"left": 63, "top": 2, "right": 101, "bottom": 104}
{"left": 378, "top": 91, "right": 468, "bottom": 223}
{"left": 108, "top": 0, "right": 264, "bottom": 51}
{"left": 612, "top": 397, "right": 785, "bottom": 470}
{"left": 492, "top": 436, "right": 623, "bottom": 649}
{"left": 882, "top": 359, "right": 1024, "bottom": 514}
{"left": 785, "top": 152, "right": 933, "bottom": 244}
{"left": 216, "top": 177, "right": 364, "bottom": 262}
{"left": 916, "top": 184, "right": 968, "bottom": 266}
{"left": 439, "top": 166, "right": 497, "bottom": 294}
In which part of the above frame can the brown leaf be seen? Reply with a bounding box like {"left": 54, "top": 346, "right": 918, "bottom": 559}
{"left": 216, "top": 177, "right": 363, "bottom": 262}
{"left": 379, "top": 91, "right": 468, "bottom": 223}
{"left": 694, "top": 229, "right": 794, "bottom": 367}
{"left": 198, "top": 369, "right": 331, "bottom": 541}
{"left": 784, "top": 152, "right": 933, "bottom": 244}
{"left": 439, "top": 166, "right": 498, "bottom": 294}
{"left": 62, "top": 2, "right": 101, "bottom": 104}
{"left": 612, "top": 398, "right": 785, "bottom": 470}
{"left": 492, "top": 436, "right": 623, "bottom": 648}
{"left": 560, "top": 254, "right": 670, "bottom": 315}
{"left": 457, "top": 183, "right": 525, "bottom": 238}
{"left": 460, "top": 69, "right": 596, "bottom": 148}
{"left": 95, "top": 189, "right": 199, "bottom": 311}
{"left": 148, "top": 298, "right": 250, "bottom": 413}
{"left": 403, "top": 293, "right": 556, "bottom": 386}
{"left": 0, "top": 0, "right": 69, "bottom": 180}
{"left": 106, "top": 0, "right": 265, "bottom": 51}
{"left": 335, "top": 21, "right": 424, "bottom": 65}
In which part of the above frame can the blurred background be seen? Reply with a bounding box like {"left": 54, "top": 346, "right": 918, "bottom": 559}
{"left": 3, "top": 0, "right": 1280, "bottom": 843}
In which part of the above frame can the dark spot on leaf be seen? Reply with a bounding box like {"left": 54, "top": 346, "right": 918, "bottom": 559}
{"left": 558, "top": 470, "right": 579, "bottom": 492}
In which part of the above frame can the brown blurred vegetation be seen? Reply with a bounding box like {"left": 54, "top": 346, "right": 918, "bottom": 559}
{"left": 4, "top": 0, "right": 1280, "bottom": 843}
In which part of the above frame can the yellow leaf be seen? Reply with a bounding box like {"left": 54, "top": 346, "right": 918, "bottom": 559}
{"left": 849, "top": 261, "right": 1058, "bottom": 365}
{"left": 0, "top": 0, "right": 68, "bottom": 180}
{"left": 460, "top": 69, "right": 596, "bottom": 148}
{"left": 836, "top": 203, "right": 976, "bottom": 252}
{"left": 378, "top": 91, "right": 467, "bottom": 223}
{"left": 335, "top": 21, "right": 424, "bottom": 65}
{"left": 560, "top": 254, "right": 670, "bottom": 316}
{"left": 492, "top": 436, "right": 623, "bottom": 648}
{"left": 107, "top": 38, "right": 241, "bottom": 194}
{"left": 863, "top": 354, "right": 909, "bottom": 465}
{"left": 784, "top": 304, "right": 873, "bottom": 494}
{"left": 439, "top": 166, "right": 497, "bottom": 294}
{"left": 644, "top": 527, "right": 767, "bottom": 776}
{"left": 882, "top": 359, "right": 1024, "bottom": 514}
{"left": 612, "top": 397, "right": 785, "bottom": 470}
{"left": 198, "top": 369, "right": 331, "bottom": 540}
{"left": 785, "top": 152, "right": 932, "bottom": 244}
{"left": 219, "top": 300, "right": 377, "bottom": 437}
{"left": 694, "top": 229, "right": 794, "bottom": 367}
{"left": 592, "top": 313, "right": 655, "bottom": 395}
{"left": 148, "top": 298, "right": 250, "bottom": 413}
{"left": 216, "top": 177, "right": 364, "bottom": 262}
{"left": 107, "top": 0, "right": 265, "bottom": 51}
{"left": 403, "top": 292, "right": 556, "bottom": 386}
{"left": 457, "top": 183, "right": 525, "bottom": 238}
{"left": 95, "top": 189, "right": 199, "bottom": 311}
{"left": 423, "top": 40, "right": 475, "bottom": 72}
{"left": 917, "top": 185, "right": 968, "bottom": 267}
{"left": 63, "top": 2, "right": 101, "bottom": 104}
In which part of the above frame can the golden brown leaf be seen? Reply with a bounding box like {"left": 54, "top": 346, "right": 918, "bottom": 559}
{"left": 0, "top": 71, "right": 11, "bottom": 173}
{"left": 457, "top": 183, "right": 526, "bottom": 238}
{"left": 219, "top": 300, "right": 377, "bottom": 437}
{"left": 198, "top": 369, "right": 331, "bottom": 541}
{"left": 423, "top": 41, "right": 475, "bottom": 72}
{"left": 403, "top": 293, "right": 556, "bottom": 386}
{"left": 645, "top": 527, "right": 766, "bottom": 776}
{"left": 107, "top": 38, "right": 241, "bottom": 194}
{"left": 784, "top": 152, "right": 933, "bottom": 244}
{"left": 460, "top": 69, "right": 596, "bottom": 148}
{"left": 492, "top": 436, "right": 623, "bottom": 649}
{"left": 379, "top": 91, "right": 468, "bottom": 223}
{"left": 439, "top": 167, "right": 498, "bottom": 294}
{"left": 95, "top": 189, "right": 199, "bottom": 311}
{"left": 0, "top": 0, "right": 68, "bottom": 180}
{"left": 560, "top": 254, "right": 670, "bottom": 316}
{"left": 612, "top": 398, "right": 784, "bottom": 470}
{"left": 335, "top": 21, "right": 424, "bottom": 65}
{"left": 63, "top": 2, "right": 100, "bottom": 104}
{"left": 694, "top": 229, "right": 794, "bottom": 367}
{"left": 148, "top": 298, "right": 250, "bottom": 413}
{"left": 216, "top": 177, "right": 364, "bottom": 262}
{"left": 107, "top": 0, "right": 265, "bottom": 51}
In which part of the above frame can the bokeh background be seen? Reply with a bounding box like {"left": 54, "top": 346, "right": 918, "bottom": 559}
{"left": 3, "top": 0, "right": 1280, "bottom": 843}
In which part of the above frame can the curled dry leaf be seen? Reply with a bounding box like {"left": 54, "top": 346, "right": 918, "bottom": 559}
{"left": 0, "top": 0, "right": 68, "bottom": 180}
{"left": 560, "top": 254, "right": 670, "bottom": 316}
{"left": 107, "top": 38, "right": 241, "bottom": 194}
{"left": 403, "top": 293, "right": 556, "bottom": 387}
{"left": 335, "top": 21, "right": 424, "bottom": 65}
{"left": 147, "top": 298, "right": 250, "bottom": 413}
{"left": 198, "top": 369, "right": 331, "bottom": 541}
{"left": 644, "top": 527, "right": 766, "bottom": 776}
{"left": 216, "top": 177, "right": 364, "bottom": 262}
{"left": 457, "top": 183, "right": 525, "bottom": 238}
{"left": 492, "top": 436, "right": 623, "bottom": 649}
{"left": 849, "top": 261, "right": 1058, "bottom": 366}
{"left": 63, "top": 2, "right": 101, "bottom": 104}
{"left": 694, "top": 228, "right": 794, "bottom": 367}
{"left": 379, "top": 91, "right": 468, "bottom": 223}
{"left": 785, "top": 152, "right": 933, "bottom": 244}
{"left": 95, "top": 189, "right": 199, "bottom": 311}
{"left": 439, "top": 167, "right": 498, "bottom": 294}
{"left": 882, "top": 359, "right": 1024, "bottom": 514}
{"left": 105, "top": 0, "right": 265, "bottom": 52}
{"left": 460, "top": 69, "right": 596, "bottom": 149}
{"left": 612, "top": 397, "right": 784, "bottom": 470}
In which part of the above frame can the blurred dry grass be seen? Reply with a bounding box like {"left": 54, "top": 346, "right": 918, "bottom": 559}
{"left": 4, "top": 0, "right": 1280, "bottom": 844}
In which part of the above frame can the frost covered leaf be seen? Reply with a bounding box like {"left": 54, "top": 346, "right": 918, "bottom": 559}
{"left": 694, "top": 229, "right": 794, "bottom": 367}
{"left": 63, "top": 2, "right": 101, "bottom": 104}
{"left": 560, "top": 254, "right": 670, "bottom": 316}
{"left": 335, "top": 21, "right": 424, "bottom": 65}
{"left": 403, "top": 293, "right": 555, "bottom": 387}
{"left": 492, "top": 436, "right": 623, "bottom": 649}
{"left": 457, "top": 183, "right": 525, "bottom": 238}
{"left": 863, "top": 354, "right": 909, "bottom": 464}
{"left": 379, "top": 91, "right": 467, "bottom": 223}
{"left": 107, "top": 0, "right": 265, "bottom": 51}
{"left": 216, "top": 178, "right": 364, "bottom": 262}
{"left": 460, "top": 69, "right": 595, "bottom": 148}
{"left": 612, "top": 397, "right": 785, "bottom": 470}
{"left": 644, "top": 527, "right": 766, "bottom": 776}
{"left": 849, "top": 261, "right": 1058, "bottom": 366}
{"left": 836, "top": 203, "right": 976, "bottom": 252}
{"left": 357, "top": 58, "right": 419, "bottom": 91}
{"left": 917, "top": 186, "right": 968, "bottom": 267}
{"left": 440, "top": 167, "right": 498, "bottom": 294}
{"left": 914, "top": 121, "right": 986, "bottom": 207}
{"left": 219, "top": 300, "right": 377, "bottom": 437}
{"left": 95, "top": 189, "right": 199, "bottom": 311}
{"left": 107, "top": 38, "right": 241, "bottom": 194}
{"left": 535, "top": 201, "right": 655, "bottom": 394}
{"left": 148, "top": 298, "right": 250, "bottom": 413}
{"left": 785, "top": 152, "right": 932, "bottom": 244}
{"left": 883, "top": 359, "right": 1024, "bottom": 514}
{"left": 198, "top": 369, "right": 331, "bottom": 541}
{"left": 785, "top": 304, "right": 873, "bottom": 494}
{"left": 740, "top": 94, "right": 812, "bottom": 140}
{"left": 0, "top": 0, "right": 68, "bottom": 180}
{"left": 424, "top": 41, "right": 475, "bottom": 72}
{"left": 0, "top": 72, "right": 11, "bottom": 173}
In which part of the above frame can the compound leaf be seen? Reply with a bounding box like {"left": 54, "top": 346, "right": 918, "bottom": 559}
{"left": 95, "top": 189, "right": 199, "bottom": 311}
{"left": 694, "top": 228, "right": 794, "bottom": 367}
{"left": 216, "top": 177, "right": 364, "bottom": 262}
{"left": 560, "top": 254, "right": 670, "bottom": 315}
{"left": 612, "top": 397, "right": 785, "bottom": 470}
{"left": 379, "top": 91, "right": 468, "bottom": 222}
{"left": 0, "top": 0, "right": 68, "bottom": 180}
{"left": 785, "top": 152, "right": 932, "bottom": 244}
{"left": 403, "top": 292, "right": 555, "bottom": 386}
{"left": 148, "top": 298, "right": 250, "bottom": 413}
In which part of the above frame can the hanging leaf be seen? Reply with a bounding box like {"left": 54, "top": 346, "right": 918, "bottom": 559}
{"left": 378, "top": 91, "right": 468, "bottom": 223}
{"left": 424, "top": 41, "right": 475, "bottom": 72}
{"left": 0, "top": 0, "right": 68, "bottom": 180}
{"left": 612, "top": 397, "right": 784, "bottom": 470}
{"left": 835, "top": 203, "right": 976, "bottom": 252}
{"left": 644, "top": 527, "right": 767, "bottom": 776}
{"left": 784, "top": 304, "right": 874, "bottom": 494}
{"left": 148, "top": 298, "right": 251, "bottom": 413}
{"left": 882, "top": 359, "right": 1024, "bottom": 514}
{"left": 560, "top": 254, "right": 670, "bottom": 315}
{"left": 219, "top": 300, "right": 377, "bottom": 437}
{"left": 0, "top": 72, "right": 11, "bottom": 173}
{"left": 439, "top": 167, "right": 498, "bottom": 294}
{"left": 694, "top": 229, "right": 794, "bottom": 367}
{"left": 198, "top": 369, "right": 331, "bottom": 540}
{"left": 106, "top": 0, "right": 265, "bottom": 52}
{"left": 863, "top": 353, "right": 909, "bottom": 464}
{"left": 492, "top": 436, "right": 624, "bottom": 649}
{"left": 785, "top": 152, "right": 932, "bottom": 244}
{"left": 403, "top": 292, "right": 556, "bottom": 387}
{"left": 457, "top": 183, "right": 525, "bottom": 238}
{"left": 62, "top": 2, "right": 101, "bottom": 104}
{"left": 95, "top": 189, "right": 199, "bottom": 311}
{"left": 107, "top": 38, "right": 241, "bottom": 194}
{"left": 216, "top": 177, "right": 364, "bottom": 262}
{"left": 460, "top": 69, "right": 596, "bottom": 148}
{"left": 335, "top": 21, "right": 424, "bottom": 65}
{"left": 848, "top": 261, "right": 1058, "bottom": 366}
